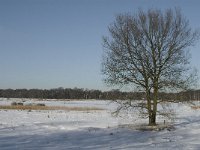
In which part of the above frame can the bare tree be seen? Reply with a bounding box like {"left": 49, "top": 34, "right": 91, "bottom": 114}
{"left": 102, "top": 8, "right": 199, "bottom": 126}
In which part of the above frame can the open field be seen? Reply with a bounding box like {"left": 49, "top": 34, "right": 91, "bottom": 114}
{"left": 0, "top": 98, "right": 200, "bottom": 149}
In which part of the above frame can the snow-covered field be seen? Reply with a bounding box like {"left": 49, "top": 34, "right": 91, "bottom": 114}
{"left": 0, "top": 98, "right": 200, "bottom": 150}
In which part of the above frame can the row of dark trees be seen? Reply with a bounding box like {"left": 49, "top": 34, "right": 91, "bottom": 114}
{"left": 0, "top": 88, "right": 199, "bottom": 101}
{"left": 0, "top": 88, "right": 142, "bottom": 100}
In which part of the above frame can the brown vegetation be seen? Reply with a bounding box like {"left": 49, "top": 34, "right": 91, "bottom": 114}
{"left": 191, "top": 106, "right": 200, "bottom": 110}
{"left": 0, "top": 105, "right": 104, "bottom": 111}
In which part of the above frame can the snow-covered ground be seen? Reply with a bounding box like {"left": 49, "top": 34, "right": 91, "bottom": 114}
{"left": 0, "top": 98, "right": 200, "bottom": 150}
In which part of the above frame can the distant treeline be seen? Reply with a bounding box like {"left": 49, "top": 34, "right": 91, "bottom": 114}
{"left": 0, "top": 88, "right": 200, "bottom": 101}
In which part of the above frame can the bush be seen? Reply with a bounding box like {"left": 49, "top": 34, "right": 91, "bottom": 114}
{"left": 17, "top": 102, "right": 23, "bottom": 106}
{"left": 25, "top": 103, "right": 45, "bottom": 107}
{"left": 11, "top": 102, "right": 23, "bottom": 106}
{"left": 36, "top": 103, "right": 45, "bottom": 107}
{"left": 11, "top": 102, "right": 17, "bottom": 106}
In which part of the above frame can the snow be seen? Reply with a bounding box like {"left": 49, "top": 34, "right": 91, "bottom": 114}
{"left": 0, "top": 98, "right": 200, "bottom": 149}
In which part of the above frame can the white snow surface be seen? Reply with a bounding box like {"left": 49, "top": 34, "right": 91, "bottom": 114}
{"left": 0, "top": 98, "right": 200, "bottom": 150}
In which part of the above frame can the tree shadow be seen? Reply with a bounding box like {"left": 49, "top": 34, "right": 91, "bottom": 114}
{"left": 0, "top": 124, "right": 199, "bottom": 150}
{"left": 0, "top": 125, "right": 163, "bottom": 150}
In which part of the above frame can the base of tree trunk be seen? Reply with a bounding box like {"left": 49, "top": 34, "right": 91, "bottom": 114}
{"left": 148, "top": 123, "right": 157, "bottom": 126}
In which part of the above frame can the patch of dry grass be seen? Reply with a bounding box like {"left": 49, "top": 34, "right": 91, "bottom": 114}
{"left": 191, "top": 106, "right": 200, "bottom": 110}
{"left": 0, "top": 105, "right": 104, "bottom": 111}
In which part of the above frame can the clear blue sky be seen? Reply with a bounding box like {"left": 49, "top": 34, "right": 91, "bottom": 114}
{"left": 0, "top": 0, "right": 200, "bottom": 90}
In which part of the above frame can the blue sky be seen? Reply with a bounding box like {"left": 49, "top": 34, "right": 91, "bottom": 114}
{"left": 0, "top": 0, "right": 200, "bottom": 90}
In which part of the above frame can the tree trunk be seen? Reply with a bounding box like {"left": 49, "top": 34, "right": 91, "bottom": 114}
{"left": 149, "top": 111, "right": 156, "bottom": 126}
{"left": 146, "top": 89, "right": 153, "bottom": 126}
{"left": 148, "top": 84, "right": 158, "bottom": 126}
{"left": 146, "top": 90, "right": 156, "bottom": 126}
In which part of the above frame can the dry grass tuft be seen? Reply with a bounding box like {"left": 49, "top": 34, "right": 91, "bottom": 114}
{"left": 0, "top": 105, "right": 104, "bottom": 111}
{"left": 191, "top": 106, "right": 200, "bottom": 110}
